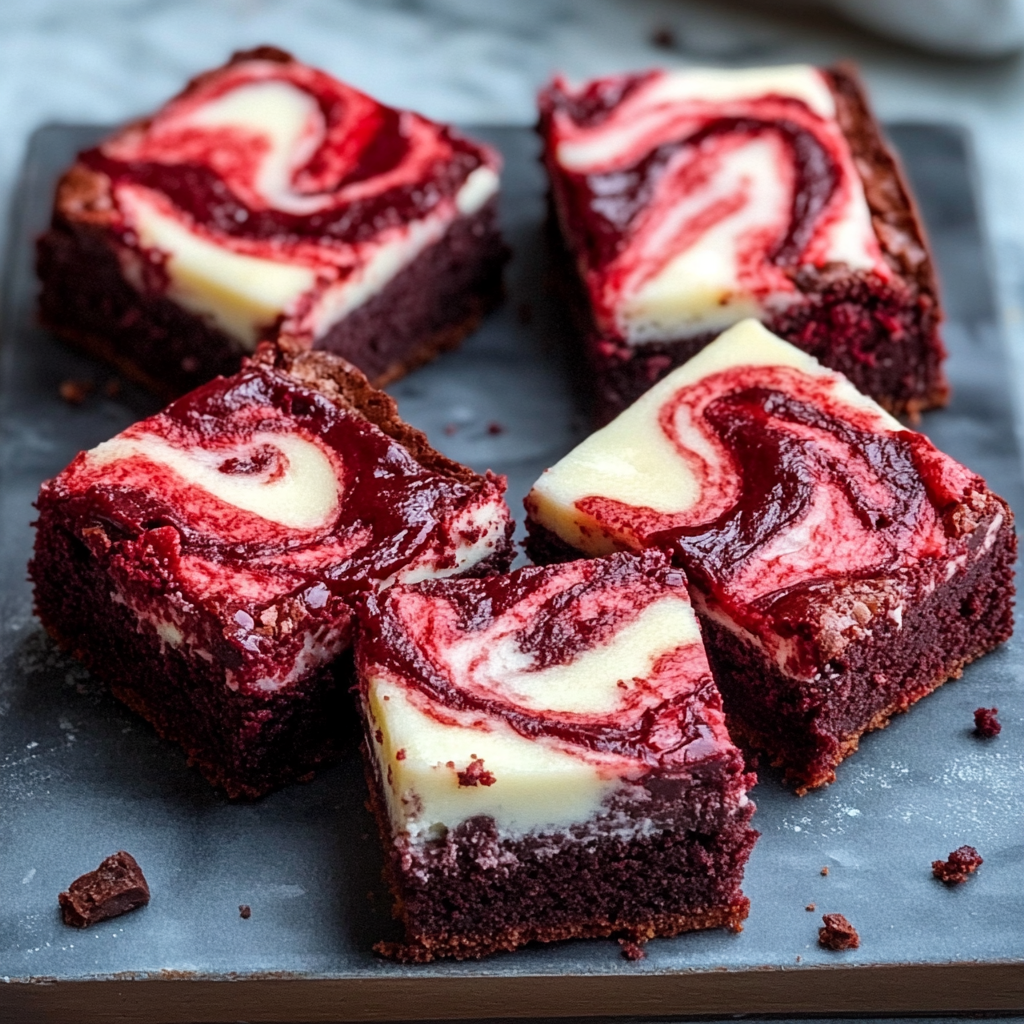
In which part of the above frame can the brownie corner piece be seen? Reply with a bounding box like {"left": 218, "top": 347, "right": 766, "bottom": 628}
{"left": 30, "top": 348, "right": 513, "bottom": 798}
{"left": 525, "top": 318, "right": 1015, "bottom": 792}
{"left": 36, "top": 47, "right": 506, "bottom": 398}
{"left": 538, "top": 63, "right": 947, "bottom": 421}
{"left": 355, "top": 550, "right": 757, "bottom": 960}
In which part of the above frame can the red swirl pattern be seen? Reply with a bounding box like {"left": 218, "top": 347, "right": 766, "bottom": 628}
{"left": 576, "top": 365, "right": 980, "bottom": 627}
{"left": 357, "top": 551, "right": 734, "bottom": 771}
{"left": 540, "top": 69, "right": 887, "bottom": 334}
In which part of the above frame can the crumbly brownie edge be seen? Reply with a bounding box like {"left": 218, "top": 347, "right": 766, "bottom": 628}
{"left": 30, "top": 510, "right": 354, "bottom": 799}
{"left": 701, "top": 510, "right": 1016, "bottom": 793}
{"left": 360, "top": 735, "right": 756, "bottom": 962}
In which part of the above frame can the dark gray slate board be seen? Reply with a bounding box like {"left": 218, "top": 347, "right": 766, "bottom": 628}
{"left": 0, "top": 124, "right": 1022, "bottom": 1021}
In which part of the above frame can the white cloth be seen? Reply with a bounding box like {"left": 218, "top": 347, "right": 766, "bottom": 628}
{"left": 825, "top": 0, "right": 1024, "bottom": 56}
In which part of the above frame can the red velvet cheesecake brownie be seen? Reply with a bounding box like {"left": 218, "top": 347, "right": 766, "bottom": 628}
{"left": 525, "top": 319, "right": 1014, "bottom": 792}
{"left": 539, "top": 64, "right": 947, "bottom": 421}
{"left": 37, "top": 46, "right": 506, "bottom": 398}
{"left": 30, "top": 345, "right": 514, "bottom": 798}
{"left": 356, "top": 550, "right": 758, "bottom": 961}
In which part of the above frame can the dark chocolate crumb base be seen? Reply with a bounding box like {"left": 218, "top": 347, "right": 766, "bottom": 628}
{"left": 377, "top": 900, "right": 749, "bottom": 963}
{"left": 59, "top": 851, "right": 150, "bottom": 928}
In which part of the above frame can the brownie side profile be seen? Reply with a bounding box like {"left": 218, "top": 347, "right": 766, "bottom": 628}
{"left": 37, "top": 47, "right": 506, "bottom": 399}
{"left": 525, "top": 320, "right": 1015, "bottom": 791}
{"left": 356, "top": 552, "right": 758, "bottom": 960}
{"left": 31, "top": 347, "right": 514, "bottom": 798}
{"left": 59, "top": 852, "right": 151, "bottom": 927}
{"left": 539, "top": 64, "right": 947, "bottom": 422}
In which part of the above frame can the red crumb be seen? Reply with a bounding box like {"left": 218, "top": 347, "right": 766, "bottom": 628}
{"left": 486, "top": 421, "right": 504, "bottom": 435}
{"left": 650, "top": 25, "right": 676, "bottom": 48}
{"left": 818, "top": 913, "right": 859, "bottom": 950}
{"left": 820, "top": 867, "right": 829, "bottom": 876}
{"left": 59, "top": 379, "right": 94, "bottom": 405}
{"left": 806, "top": 903, "right": 816, "bottom": 912}
{"left": 374, "top": 729, "right": 383, "bottom": 744}
{"left": 932, "top": 845, "right": 983, "bottom": 884}
{"left": 395, "top": 748, "right": 407, "bottom": 761}
{"left": 239, "top": 904, "right": 251, "bottom": 919}
{"left": 443, "top": 423, "right": 459, "bottom": 436}
{"left": 618, "top": 938, "right": 647, "bottom": 961}
{"left": 974, "top": 707, "right": 1001, "bottom": 738}
{"left": 457, "top": 758, "right": 496, "bottom": 787}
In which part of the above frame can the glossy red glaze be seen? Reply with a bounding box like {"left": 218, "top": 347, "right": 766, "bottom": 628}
{"left": 83, "top": 52, "right": 496, "bottom": 256}
{"left": 45, "top": 361, "right": 506, "bottom": 625}
{"left": 575, "top": 365, "right": 980, "bottom": 629}
{"left": 358, "top": 551, "right": 736, "bottom": 770}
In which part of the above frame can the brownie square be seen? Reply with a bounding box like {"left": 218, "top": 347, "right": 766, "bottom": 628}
{"left": 355, "top": 550, "right": 758, "bottom": 960}
{"left": 31, "top": 345, "right": 514, "bottom": 798}
{"left": 37, "top": 46, "right": 507, "bottom": 400}
{"left": 525, "top": 319, "right": 1014, "bottom": 792}
{"left": 539, "top": 63, "right": 947, "bottom": 422}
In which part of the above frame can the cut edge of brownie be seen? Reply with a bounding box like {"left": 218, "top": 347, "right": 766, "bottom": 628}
{"left": 524, "top": 505, "right": 1016, "bottom": 794}
{"left": 360, "top": 742, "right": 755, "bottom": 962}
{"left": 37, "top": 194, "right": 507, "bottom": 401}
{"left": 539, "top": 63, "right": 948, "bottom": 422}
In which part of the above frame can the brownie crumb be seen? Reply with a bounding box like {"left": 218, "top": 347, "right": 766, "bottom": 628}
{"left": 443, "top": 423, "right": 459, "bottom": 436}
{"left": 818, "top": 913, "right": 859, "bottom": 950}
{"left": 973, "top": 707, "right": 1001, "bottom": 738}
{"left": 650, "top": 25, "right": 676, "bottom": 49}
{"left": 486, "top": 421, "right": 504, "bottom": 435}
{"left": 618, "top": 938, "right": 647, "bottom": 961}
{"left": 457, "top": 757, "right": 496, "bottom": 787}
{"left": 820, "top": 866, "right": 829, "bottom": 876}
{"left": 932, "top": 845, "right": 983, "bottom": 884}
{"left": 58, "top": 851, "right": 150, "bottom": 928}
{"left": 239, "top": 904, "right": 251, "bottom": 919}
{"left": 59, "top": 379, "right": 94, "bottom": 405}
{"left": 806, "top": 903, "right": 816, "bottom": 911}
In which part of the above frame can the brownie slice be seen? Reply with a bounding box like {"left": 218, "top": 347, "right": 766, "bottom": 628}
{"left": 539, "top": 63, "right": 946, "bottom": 422}
{"left": 525, "top": 319, "right": 1014, "bottom": 792}
{"left": 355, "top": 550, "right": 758, "bottom": 961}
{"left": 37, "top": 46, "right": 507, "bottom": 400}
{"left": 31, "top": 345, "right": 514, "bottom": 798}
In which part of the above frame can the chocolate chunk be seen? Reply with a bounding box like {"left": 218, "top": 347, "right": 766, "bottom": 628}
{"left": 819, "top": 913, "right": 859, "bottom": 950}
{"left": 239, "top": 904, "right": 251, "bottom": 919}
{"left": 973, "top": 707, "right": 1001, "bottom": 738}
{"left": 932, "top": 845, "right": 983, "bottom": 884}
{"left": 58, "top": 851, "right": 150, "bottom": 927}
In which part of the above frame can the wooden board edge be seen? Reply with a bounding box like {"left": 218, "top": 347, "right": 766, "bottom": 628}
{"left": 3, "top": 960, "right": 1023, "bottom": 1023}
